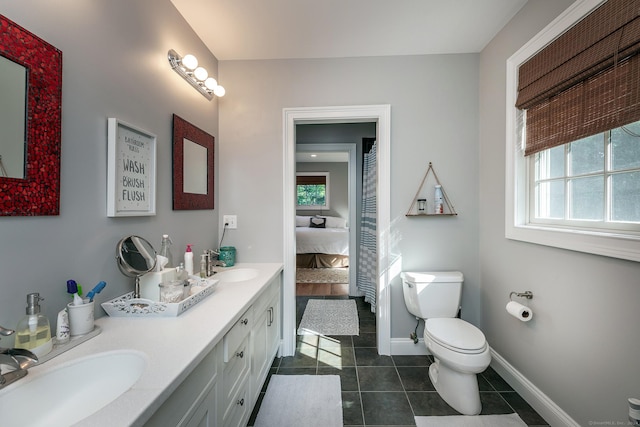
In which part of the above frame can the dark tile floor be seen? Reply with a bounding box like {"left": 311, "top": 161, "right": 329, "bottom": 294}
{"left": 248, "top": 295, "right": 550, "bottom": 427}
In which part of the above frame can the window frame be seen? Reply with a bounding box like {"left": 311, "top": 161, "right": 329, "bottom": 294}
{"left": 505, "top": 0, "right": 640, "bottom": 263}
{"left": 296, "top": 172, "right": 330, "bottom": 211}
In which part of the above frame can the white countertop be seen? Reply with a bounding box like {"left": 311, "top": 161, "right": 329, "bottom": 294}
{"left": 4, "top": 263, "right": 283, "bottom": 427}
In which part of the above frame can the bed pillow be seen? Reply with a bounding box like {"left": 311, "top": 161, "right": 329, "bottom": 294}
{"left": 319, "top": 216, "right": 347, "bottom": 228}
{"left": 309, "top": 217, "right": 326, "bottom": 228}
{"left": 296, "top": 216, "right": 313, "bottom": 227}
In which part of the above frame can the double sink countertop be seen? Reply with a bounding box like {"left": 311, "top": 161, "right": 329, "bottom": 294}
{"left": 7, "top": 263, "right": 283, "bottom": 427}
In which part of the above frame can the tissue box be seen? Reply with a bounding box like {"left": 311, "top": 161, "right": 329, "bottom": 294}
{"left": 139, "top": 268, "right": 177, "bottom": 301}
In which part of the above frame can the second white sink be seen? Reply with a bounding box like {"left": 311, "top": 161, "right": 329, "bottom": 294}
{"left": 0, "top": 349, "right": 147, "bottom": 426}
{"left": 215, "top": 267, "right": 259, "bottom": 282}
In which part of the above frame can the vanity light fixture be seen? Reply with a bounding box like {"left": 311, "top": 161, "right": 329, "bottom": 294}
{"left": 167, "top": 49, "right": 225, "bottom": 100}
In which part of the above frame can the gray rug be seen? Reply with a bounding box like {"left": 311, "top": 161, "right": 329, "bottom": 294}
{"left": 415, "top": 413, "right": 528, "bottom": 427}
{"left": 297, "top": 299, "right": 359, "bottom": 336}
{"left": 253, "top": 375, "right": 342, "bottom": 427}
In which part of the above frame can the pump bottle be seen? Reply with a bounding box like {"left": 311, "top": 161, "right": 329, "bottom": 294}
{"left": 184, "top": 244, "right": 194, "bottom": 275}
{"left": 15, "top": 293, "right": 53, "bottom": 357}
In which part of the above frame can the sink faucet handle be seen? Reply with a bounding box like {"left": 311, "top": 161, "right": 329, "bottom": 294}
{"left": 0, "top": 325, "right": 15, "bottom": 336}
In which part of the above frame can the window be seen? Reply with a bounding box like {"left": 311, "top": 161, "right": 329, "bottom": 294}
{"left": 506, "top": 0, "right": 640, "bottom": 262}
{"left": 531, "top": 120, "right": 640, "bottom": 232}
{"left": 296, "top": 172, "right": 330, "bottom": 210}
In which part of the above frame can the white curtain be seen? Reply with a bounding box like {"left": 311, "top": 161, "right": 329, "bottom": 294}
{"left": 357, "top": 141, "right": 377, "bottom": 312}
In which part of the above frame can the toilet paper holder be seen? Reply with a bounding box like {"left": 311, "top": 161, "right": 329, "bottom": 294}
{"left": 509, "top": 291, "right": 533, "bottom": 301}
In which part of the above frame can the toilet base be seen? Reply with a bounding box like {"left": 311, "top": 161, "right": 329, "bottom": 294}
{"left": 429, "top": 359, "right": 482, "bottom": 415}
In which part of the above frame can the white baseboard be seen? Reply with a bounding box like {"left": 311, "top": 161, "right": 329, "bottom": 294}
{"left": 390, "top": 337, "right": 430, "bottom": 355}
{"left": 490, "top": 348, "right": 579, "bottom": 427}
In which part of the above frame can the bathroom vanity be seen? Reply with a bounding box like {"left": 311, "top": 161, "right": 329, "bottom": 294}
{"left": 0, "top": 263, "right": 282, "bottom": 426}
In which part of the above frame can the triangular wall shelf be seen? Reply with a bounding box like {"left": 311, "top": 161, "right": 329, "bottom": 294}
{"left": 406, "top": 162, "right": 458, "bottom": 216}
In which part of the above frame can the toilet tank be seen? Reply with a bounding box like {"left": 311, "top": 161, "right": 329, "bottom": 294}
{"left": 401, "top": 271, "right": 463, "bottom": 318}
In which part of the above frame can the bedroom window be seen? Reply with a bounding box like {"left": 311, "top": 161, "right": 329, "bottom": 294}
{"left": 296, "top": 172, "right": 330, "bottom": 210}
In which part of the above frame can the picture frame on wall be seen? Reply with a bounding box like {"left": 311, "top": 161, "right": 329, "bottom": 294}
{"left": 107, "top": 118, "right": 157, "bottom": 217}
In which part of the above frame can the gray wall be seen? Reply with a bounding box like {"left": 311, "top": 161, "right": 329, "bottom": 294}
{"left": 295, "top": 162, "right": 348, "bottom": 220}
{"left": 218, "top": 55, "right": 480, "bottom": 338}
{"left": 0, "top": 1, "right": 220, "bottom": 337}
{"left": 479, "top": 0, "right": 640, "bottom": 424}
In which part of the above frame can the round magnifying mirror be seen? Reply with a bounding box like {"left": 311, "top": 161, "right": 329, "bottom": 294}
{"left": 116, "top": 235, "right": 157, "bottom": 299}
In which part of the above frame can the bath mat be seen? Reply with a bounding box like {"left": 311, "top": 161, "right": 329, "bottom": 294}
{"left": 415, "top": 413, "right": 528, "bottom": 427}
{"left": 296, "top": 267, "right": 349, "bottom": 284}
{"left": 253, "top": 375, "right": 342, "bottom": 427}
{"left": 297, "top": 299, "right": 359, "bottom": 335}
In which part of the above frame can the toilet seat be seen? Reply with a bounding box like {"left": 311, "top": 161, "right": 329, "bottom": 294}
{"left": 425, "top": 318, "right": 487, "bottom": 354}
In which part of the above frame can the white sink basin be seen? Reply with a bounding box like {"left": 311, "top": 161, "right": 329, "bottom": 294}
{"left": 215, "top": 267, "right": 259, "bottom": 282}
{"left": 0, "top": 349, "right": 147, "bottom": 426}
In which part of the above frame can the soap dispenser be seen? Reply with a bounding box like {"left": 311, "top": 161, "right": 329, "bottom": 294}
{"left": 15, "top": 293, "right": 53, "bottom": 357}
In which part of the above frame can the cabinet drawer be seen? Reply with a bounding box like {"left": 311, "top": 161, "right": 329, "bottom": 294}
{"left": 223, "top": 376, "right": 250, "bottom": 427}
{"left": 223, "top": 307, "right": 252, "bottom": 362}
{"left": 223, "top": 335, "right": 250, "bottom": 405}
{"left": 253, "top": 278, "right": 280, "bottom": 315}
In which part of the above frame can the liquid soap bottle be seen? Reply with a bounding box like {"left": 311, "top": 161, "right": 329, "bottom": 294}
{"left": 15, "top": 293, "right": 53, "bottom": 357}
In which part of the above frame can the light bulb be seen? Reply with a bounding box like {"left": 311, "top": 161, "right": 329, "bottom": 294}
{"left": 213, "top": 85, "right": 225, "bottom": 97}
{"left": 182, "top": 54, "right": 198, "bottom": 71}
{"left": 204, "top": 77, "right": 218, "bottom": 90}
{"left": 194, "top": 67, "right": 208, "bottom": 81}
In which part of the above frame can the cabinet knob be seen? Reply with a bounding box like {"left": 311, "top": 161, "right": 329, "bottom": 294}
{"left": 237, "top": 398, "right": 244, "bottom": 406}
{"left": 236, "top": 350, "right": 244, "bottom": 358}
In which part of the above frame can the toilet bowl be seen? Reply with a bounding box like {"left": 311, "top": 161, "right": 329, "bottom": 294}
{"left": 401, "top": 272, "right": 491, "bottom": 415}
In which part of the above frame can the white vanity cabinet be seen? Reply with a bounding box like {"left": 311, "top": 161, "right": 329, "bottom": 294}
{"left": 251, "top": 275, "right": 281, "bottom": 402}
{"left": 144, "top": 343, "right": 221, "bottom": 427}
{"left": 142, "top": 268, "right": 282, "bottom": 427}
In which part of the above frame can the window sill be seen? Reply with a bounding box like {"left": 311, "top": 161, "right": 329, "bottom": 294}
{"left": 505, "top": 222, "right": 640, "bottom": 263}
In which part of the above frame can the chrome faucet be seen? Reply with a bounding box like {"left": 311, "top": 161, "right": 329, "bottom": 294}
{"left": 203, "top": 249, "right": 226, "bottom": 277}
{"left": 0, "top": 327, "right": 39, "bottom": 389}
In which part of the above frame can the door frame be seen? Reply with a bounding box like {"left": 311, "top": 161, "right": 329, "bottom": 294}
{"left": 282, "top": 104, "right": 391, "bottom": 356}
{"left": 295, "top": 142, "right": 357, "bottom": 294}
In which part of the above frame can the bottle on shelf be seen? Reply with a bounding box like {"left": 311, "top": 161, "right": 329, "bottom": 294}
{"left": 434, "top": 185, "right": 444, "bottom": 214}
{"left": 184, "top": 244, "right": 194, "bottom": 275}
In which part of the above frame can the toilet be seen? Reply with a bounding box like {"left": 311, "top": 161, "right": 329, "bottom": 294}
{"left": 401, "top": 271, "right": 491, "bottom": 415}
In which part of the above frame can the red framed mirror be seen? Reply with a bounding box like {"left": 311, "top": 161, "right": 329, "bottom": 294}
{"left": 172, "top": 114, "right": 214, "bottom": 210}
{"left": 0, "top": 15, "right": 63, "bottom": 216}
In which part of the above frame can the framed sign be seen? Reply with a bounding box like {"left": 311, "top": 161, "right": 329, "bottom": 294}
{"left": 172, "top": 114, "right": 214, "bottom": 210}
{"left": 107, "top": 118, "right": 157, "bottom": 217}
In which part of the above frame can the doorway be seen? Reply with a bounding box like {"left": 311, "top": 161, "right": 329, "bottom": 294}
{"left": 282, "top": 105, "right": 391, "bottom": 357}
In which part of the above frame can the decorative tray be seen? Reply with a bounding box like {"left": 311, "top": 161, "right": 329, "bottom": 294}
{"left": 101, "top": 277, "right": 219, "bottom": 317}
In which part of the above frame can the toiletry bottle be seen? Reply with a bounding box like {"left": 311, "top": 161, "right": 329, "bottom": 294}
{"left": 200, "top": 253, "right": 208, "bottom": 278}
{"left": 159, "top": 234, "right": 174, "bottom": 268}
{"left": 434, "top": 185, "right": 444, "bottom": 214}
{"left": 184, "top": 244, "right": 194, "bottom": 275}
{"left": 15, "top": 293, "right": 53, "bottom": 357}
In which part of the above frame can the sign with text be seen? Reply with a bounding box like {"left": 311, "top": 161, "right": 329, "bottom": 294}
{"left": 107, "top": 118, "right": 156, "bottom": 216}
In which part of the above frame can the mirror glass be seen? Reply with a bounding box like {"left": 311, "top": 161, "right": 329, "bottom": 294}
{"left": 0, "top": 54, "right": 27, "bottom": 179}
{"left": 116, "top": 235, "right": 157, "bottom": 277}
{"left": 182, "top": 138, "right": 207, "bottom": 195}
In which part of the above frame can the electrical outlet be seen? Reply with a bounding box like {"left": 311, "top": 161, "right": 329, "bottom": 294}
{"left": 223, "top": 215, "right": 237, "bottom": 229}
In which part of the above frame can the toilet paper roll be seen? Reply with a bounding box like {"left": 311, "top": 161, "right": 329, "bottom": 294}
{"left": 506, "top": 301, "right": 533, "bottom": 322}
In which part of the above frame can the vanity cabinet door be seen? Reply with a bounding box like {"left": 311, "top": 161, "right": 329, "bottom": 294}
{"left": 251, "top": 276, "right": 281, "bottom": 404}
{"left": 145, "top": 344, "right": 221, "bottom": 427}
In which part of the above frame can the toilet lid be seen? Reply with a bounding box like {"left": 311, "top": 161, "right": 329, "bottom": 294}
{"left": 425, "top": 318, "right": 487, "bottom": 354}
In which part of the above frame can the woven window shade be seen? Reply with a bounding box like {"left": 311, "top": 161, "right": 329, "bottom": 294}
{"left": 516, "top": 0, "right": 640, "bottom": 156}
{"left": 296, "top": 175, "right": 326, "bottom": 185}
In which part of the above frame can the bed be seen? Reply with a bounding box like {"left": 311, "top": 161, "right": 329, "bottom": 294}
{"left": 296, "top": 215, "right": 349, "bottom": 268}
